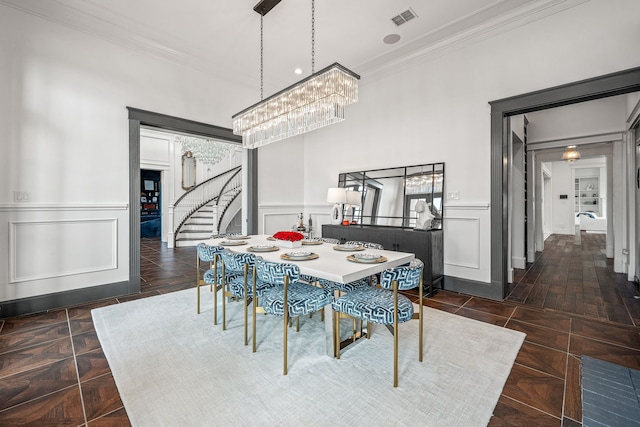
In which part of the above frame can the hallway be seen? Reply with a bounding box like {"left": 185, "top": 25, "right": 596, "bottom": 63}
{"left": 507, "top": 230, "right": 640, "bottom": 327}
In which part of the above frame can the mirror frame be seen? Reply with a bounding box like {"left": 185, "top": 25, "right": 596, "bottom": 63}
{"left": 338, "top": 162, "right": 445, "bottom": 229}
{"left": 181, "top": 151, "right": 196, "bottom": 190}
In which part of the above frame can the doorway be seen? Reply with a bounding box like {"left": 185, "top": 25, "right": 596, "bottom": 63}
{"left": 127, "top": 108, "right": 247, "bottom": 293}
{"left": 490, "top": 66, "right": 640, "bottom": 299}
{"left": 140, "top": 169, "right": 161, "bottom": 239}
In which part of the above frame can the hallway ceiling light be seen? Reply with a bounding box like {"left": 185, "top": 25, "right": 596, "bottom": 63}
{"left": 562, "top": 145, "right": 581, "bottom": 163}
{"left": 232, "top": 0, "right": 360, "bottom": 150}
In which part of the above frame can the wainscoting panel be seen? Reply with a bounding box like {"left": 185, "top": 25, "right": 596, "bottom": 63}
{"left": 443, "top": 217, "right": 481, "bottom": 269}
{"left": 9, "top": 219, "right": 118, "bottom": 283}
{"left": 140, "top": 133, "right": 171, "bottom": 168}
{"left": 442, "top": 202, "right": 491, "bottom": 284}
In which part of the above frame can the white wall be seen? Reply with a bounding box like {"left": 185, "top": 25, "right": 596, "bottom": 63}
{"left": 0, "top": 5, "right": 253, "bottom": 303}
{"left": 549, "top": 161, "right": 575, "bottom": 235}
{"left": 293, "top": 0, "right": 640, "bottom": 285}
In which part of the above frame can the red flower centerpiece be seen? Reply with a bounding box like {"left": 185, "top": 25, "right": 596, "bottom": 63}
{"left": 273, "top": 231, "right": 304, "bottom": 248}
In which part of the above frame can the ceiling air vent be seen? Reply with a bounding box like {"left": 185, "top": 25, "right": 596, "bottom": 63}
{"left": 391, "top": 8, "right": 418, "bottom": 27}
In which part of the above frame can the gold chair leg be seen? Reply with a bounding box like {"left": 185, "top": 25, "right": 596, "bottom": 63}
{"left": 222, "top": 263, "right": 227, "bottom": 331}
{"left": 252, "top": 266, "right": 258, "bottom": 353}
{"left": 213, "top": 255, "right": 219, "bottom": 325}
{"left": 283, "top": 275, "right": 289, "bottom": 375}
{"left": 334, "top": 310, "right": 341, "bottom": 359}
{"left": 243, "top": 264, "right": 249, "bottom": 346}
{"left": 419, "top": 275, "right": 423, "bottom": 362}
{"left": 196, "top": 255, "right": 201, "bottom": 314}
{"left": 393, "top": 280, "right": 399, "bottom": 388}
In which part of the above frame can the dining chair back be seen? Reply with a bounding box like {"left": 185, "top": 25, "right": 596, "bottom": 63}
{"left": 345, "top": 240, "right": 384, "bottom": 250}
{"left": 196, "top": 243, "right": 225, "bottom": 320}
{"left": 219, "top": 250, "right": 274, "bottom": 345}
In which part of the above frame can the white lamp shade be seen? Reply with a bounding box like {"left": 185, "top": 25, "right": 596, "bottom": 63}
{"left": 346, "top": 190, "right": 361, "bottom": 206}
{"left": 326, "top": 187, "right": 347, "bottom": 204}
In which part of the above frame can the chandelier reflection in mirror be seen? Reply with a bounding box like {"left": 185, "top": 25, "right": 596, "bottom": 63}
{"left": 232, "top": 0, "right": 360, "bottom": 150}
{"left": 176, "top": 136, "right": 231, "bottom": 166}
{"left": 405, "top": 172, "right": 443, "bottom": 195}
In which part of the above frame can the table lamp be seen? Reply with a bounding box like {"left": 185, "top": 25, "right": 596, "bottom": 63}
{"left": 346, "top": 190, "right": 361, "bottom": 225}
{"left": 327, "top": 188, "right": 347, "bottom": 225}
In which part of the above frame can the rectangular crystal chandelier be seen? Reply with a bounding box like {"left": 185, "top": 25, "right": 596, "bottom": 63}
{"left": 232, "top": 62, "right": 360, "bottom": 149}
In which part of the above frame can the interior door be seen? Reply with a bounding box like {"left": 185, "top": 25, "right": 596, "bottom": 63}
{"left": 635, "top": 127, "right": 640, "bottom": 283}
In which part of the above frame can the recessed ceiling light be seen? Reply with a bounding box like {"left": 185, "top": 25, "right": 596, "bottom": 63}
{"left": 383, "top": 34, "right": 401, "bottom": 44}
{"left": 294, "top": 68, "right": 303, "bottom": 74}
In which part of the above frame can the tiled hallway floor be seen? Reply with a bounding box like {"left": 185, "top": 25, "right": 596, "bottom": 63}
{"left": 1, "top": 236, "right": 639, "bottom": 426}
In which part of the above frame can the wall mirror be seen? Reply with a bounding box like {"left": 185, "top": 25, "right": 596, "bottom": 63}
{"left": 338, "top": 162, "right": 444, "bottom": 229}
{"left": 181, "top": 151, "right": 196, "bottom": 190}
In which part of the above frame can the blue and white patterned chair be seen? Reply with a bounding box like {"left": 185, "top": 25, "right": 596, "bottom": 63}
{"left": 332, "top": 259, "right": 424, "bottom": 387}
{"left": 254, "top": 257, "right": 333, "bottom": 375}
{"left": 219, "top": 250, "right": 275, "bottom": 345}
{"left": 345, "top": 240, "right": 384, "bottom": 250}
{"left": 196, "top": 243, "right": 225, "bottom": 321}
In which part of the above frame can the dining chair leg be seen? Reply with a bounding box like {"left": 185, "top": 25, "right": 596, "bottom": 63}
{"left": 243, "top": 264, "right": 249, "bottom": 346}
{"left": 213, "top": 255, "right": 219, "bottom": 325}
{"left": 196, "top": 256, "right": 201, "bottom": 314}
{"left": 393, "top": 280, "right": 399, "bottom": 388}
{"left": 283, "top": 275, "right": 289, "bottom": 375}
{"left": 221, "top": 264, "right": 227, "bottom": 331}
{"left": 419, "top": 275, "right": 423, "bottom": 362}
{"left": 334, "top": 310, "right": 341, "bottom": 359}
{"left": 252, "top": 267, "right": 257, "bottom": 353}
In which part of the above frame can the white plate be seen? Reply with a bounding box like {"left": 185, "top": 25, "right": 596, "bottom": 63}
{"left": 284, "top": 251, "right": 312, "bottom": 259}
{"left": 227, "top": 234, "right": 249, "bottom": 240}
{"left": 248, "top": 245, "right": 278, "bottom": 252}
{"left": 220, "top": 240, "right": 247, "bottom": 246}
{"left": 302, "top": 238, "right": 323, "bottom": 245}
{"left": 333, "top": 244, "right": 365, "bottom": 251}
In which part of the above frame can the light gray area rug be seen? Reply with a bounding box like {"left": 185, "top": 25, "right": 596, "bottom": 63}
{"left": 92, "top": 288, "right": 525, "bottom": 427}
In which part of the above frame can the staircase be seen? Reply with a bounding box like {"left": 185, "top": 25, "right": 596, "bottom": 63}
{"left": 170, "top": 166, "right": 242, "bottom": 248}
{"left": 175, "top": 203, "right": 217, "bottom": 245}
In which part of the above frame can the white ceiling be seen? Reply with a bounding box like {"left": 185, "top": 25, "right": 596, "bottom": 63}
{"left": 2, "top": 0, "right": 584, "bottom": 95}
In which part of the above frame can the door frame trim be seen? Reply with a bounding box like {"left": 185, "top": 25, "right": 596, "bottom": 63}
{"left": 489, "top": 67, "right": 640, "bottom": 299}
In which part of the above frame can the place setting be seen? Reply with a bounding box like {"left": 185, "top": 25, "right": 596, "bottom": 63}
{"left": 346, "top": 252, "right": 387, "bottom": 264}
{"left": 301, "top": 237, "right": 323, "bottom": 245}
{"left": 219, "top": 239, "right": 248, "bottom": 246}
{"left": 333, "top": 243, "right": 365, "bottom": 251}
{"left": 226, "top": 234, "right": 250, "bottom": 240}
{"left": 280, "top": 250, "right": 319, "bottom": 261}
{"left": 247, "top": 244, "right": 279, "bottom": 253}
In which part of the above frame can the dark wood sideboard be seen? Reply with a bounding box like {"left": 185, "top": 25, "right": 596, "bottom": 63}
{"left": 322, "top": 225, "right": 443, "bottom": 296}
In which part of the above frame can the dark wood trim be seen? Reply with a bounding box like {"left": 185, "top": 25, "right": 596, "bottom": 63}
{"left": 0, "top": 281, "right": 132, "bottom": 318}
{"left": 490, "top": 66, "right": 640, "bottom": 299}
{"left": 127, "top": 108, "right": 242, "bottom": 144}
{"left": 129, "top": 118, "right": 141, "bottom": 294}
{"left": 246, "top": 149, "right": 258, "bottom": 234}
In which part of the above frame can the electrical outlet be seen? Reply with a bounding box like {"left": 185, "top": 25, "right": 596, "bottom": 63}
{"left": 13, "top": 191, "right": 30, "bottom": 202}
{"left": 447, "top": 191, "right": 460, "bottom": 200}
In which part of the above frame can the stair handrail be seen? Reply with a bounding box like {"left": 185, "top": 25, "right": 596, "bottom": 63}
{"left": 171, "top": 165, "right": 241, "bottom": 246}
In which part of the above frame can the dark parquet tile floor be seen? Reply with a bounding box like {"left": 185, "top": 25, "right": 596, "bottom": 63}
{"left": 0, "top": 234, "right": 639, "bottom": 426}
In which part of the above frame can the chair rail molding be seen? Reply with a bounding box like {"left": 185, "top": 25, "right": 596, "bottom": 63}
{"left": 0, "top": 203, "right": 128, "bottom": 212}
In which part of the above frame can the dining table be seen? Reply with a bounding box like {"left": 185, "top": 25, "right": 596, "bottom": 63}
{"left": 202, "top": 234, "right": 415, "bottom": 356}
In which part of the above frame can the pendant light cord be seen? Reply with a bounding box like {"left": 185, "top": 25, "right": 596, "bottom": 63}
{"left": 311, "top": 0, "right": 315, "bottom": 74}
{"left": 260, "top": 12, "right": 264, "bottom": 100}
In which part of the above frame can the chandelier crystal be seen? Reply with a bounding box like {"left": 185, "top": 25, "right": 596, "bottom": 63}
{"left": 176, "top": 136, "right": 231, "bottom": 166}
{"left": 232, "top": 63, "right": 359, "bottom": 149}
